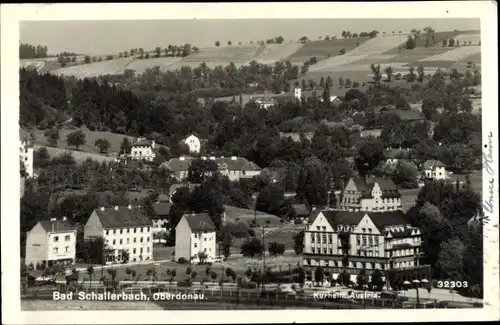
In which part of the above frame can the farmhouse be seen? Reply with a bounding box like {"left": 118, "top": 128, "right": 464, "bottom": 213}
{"left": 84, "top": 205, "right": 153, "bottom": 264}
{"left": 339, "top": 177, "right": 402, "bottom": 212}
{"left": 184, "top": 134, "right": 201, "bottom": 154}
{"left": 20, "top": 138, "right": 34, "bottom": 178}
{"left": 175, "top": 213, "right": 217, "bottom": 263}
{"left": 422, "top": 160, "right": 448, "bottom": 181}
{"left": 25, "top": 218, "right": 77, "bottom": 268}
{"left": 130, "top": 138, "right": 156, "bottom": 161}
{"left": 302, "top": 210, "right": 422, "bottom": 279}
{"left": 161, "top": 156, "right": 262, "bottom": 181}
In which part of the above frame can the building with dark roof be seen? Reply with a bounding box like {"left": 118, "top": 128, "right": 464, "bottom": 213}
{"left": 302, "top": 209, "right": 422, "bottom": 281}
{"left": 25, "top": 217, "right": 77, "bottom": 268}
{"left": 287, "top": 204, "right": 311, "bottom": 223}
{"left": 339, "top": 177, "right": 402, "bottom": 212}
{"left": 130, "top": 137, "right": 156, "bottom": 162}
{"left": 175, "top": 213, "right": 217, "bottom": 263}
{"left": 84, "top": 205, "right": 153, "bottom": 264}
{"left": 161, "top": 156, "right": 262, "bottom": 181}
{"left": 422, "top": 160, "right": 448, "bottom": 180}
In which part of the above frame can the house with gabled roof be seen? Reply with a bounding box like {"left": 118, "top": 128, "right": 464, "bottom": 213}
{"left": 84, "top": 205, "right": 153, "bottom": 264}
{"left": 422, "top": 159, "right": 447, "bottom": 180}
{"left": 130, "top": 137, "right": 156, "bottom": 161}
{"left": 175, "top": 213, "right": 217, "bottom": 263}
{"left": 339, "top": 177, "right": 402, "bottom": 212}
{"left": 161, "top": 156, "right": 262, "bottom": 182}
{"left": 25, "top": 217, "right": 77, "bottom": 268}
{"left": 302, "top": 209, "right": 421, "bottom": 281}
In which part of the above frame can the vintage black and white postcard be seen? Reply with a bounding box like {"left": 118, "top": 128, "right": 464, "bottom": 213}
{"left": 1, "top": 2, "right": 498, "bottom": 323}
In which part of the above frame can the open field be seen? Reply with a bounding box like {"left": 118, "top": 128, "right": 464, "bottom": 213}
{"left": 224, "top": 205, "right": 283, "bottom": 226}
{"left": 181, "top": 45, "right": 261, "bottom": 63}
{"left": 33, "top": 145, "right": 116, "bottom": 164}
{"left": 52, "top": 58, "right": 134, "bottom": 78}
{"left": 117, "top": 57, "right": 183, "bottom": 74}
{"left": 167, "top": 60, "right": 249, "bottom": 70}
{"left": 420, "top": 46, "right": 481, "bottom": 62}
{"left": 454, "top": 33, "right": 481, "bottom": 44}
{"left": 288, "top": 38, "right": 371, "bottom": 63}
{"left": 308, "top": 35, "right": 408, "bottom": 72}
{"left": 383, "top": 31, "right": 469, "bottom": 55}
{"left": 28, "top": 127, "right": 135, "bottom": 155}
{"left": 252, "top": 43, "right": 304, "bottom": 65}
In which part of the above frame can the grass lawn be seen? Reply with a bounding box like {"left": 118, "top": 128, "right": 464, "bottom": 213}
{"left": 33, "top": 145, "right": 116, "bottom": 164}
{"left": 399, "top": 188, "right": 420, "bottom": 212}
{"left": 224, "top": 205, "right": 283, "bottom": 226}
{"left": 28, "top": 126, "right": 135, "bottom": 156}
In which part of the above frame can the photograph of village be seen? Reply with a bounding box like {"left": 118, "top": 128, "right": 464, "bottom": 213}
{"left": 18, "top": 16, "right": 484, "bottom": 311}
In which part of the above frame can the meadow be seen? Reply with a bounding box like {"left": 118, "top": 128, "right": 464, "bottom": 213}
{"left": 180, "top": 45, "right": 262, "bottom": 63}
{"left": 383, "top": 31, "right": 468, "bottom": 55}
{"left": 52, "top": 58, "right": 134, "bottom": 78}
{"left": 33, "top": 145, "right": 116, "bottom": 164}
{"left": 251, "top": 43, "right": 305, "bottom": 65}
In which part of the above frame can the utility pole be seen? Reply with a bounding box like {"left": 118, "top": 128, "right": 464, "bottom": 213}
{"left": 261, "top": 224, "right": 266, "bottom": 294}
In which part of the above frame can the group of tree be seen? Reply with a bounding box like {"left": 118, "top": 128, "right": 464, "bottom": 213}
{"left": 341, "top": 30, "right": 379, "bottom": 39}
{"left": 19, "top": 43, "right": 49, "bottom": 59}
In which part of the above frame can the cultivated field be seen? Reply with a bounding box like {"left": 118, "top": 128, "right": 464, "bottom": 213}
{"left": 52, "top": 58, "right": 134, "bottom": 78}
{"left": 251, "top": 43, "right": 304, "bottom": 65}
{"left": 419, "top": 46, "right": 481, "bottom": 62}
{"left": 28, "top": 127, "right": 135, "bottom": 155}
{"left": 181, "top": 45, "right": 261, "bottom": 63}
{"left": 118, "top": 57, "right": 183, "bottom": 74}
{"left": 288, "top": 38, "right": 371, "bottom": 63}
{"left": 308, "top": 35, "right": 408, "bottom": 72}
{"left": 167, "top": 61, "right": 249, "bottom": 71}
{"left": 383, "top": 31, "right": 467, "bottom": 55}
{"left": 454, "top": 33, "right": 481, "bottom": 44}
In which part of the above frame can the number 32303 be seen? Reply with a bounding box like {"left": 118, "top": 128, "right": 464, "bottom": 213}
{"left": 437, "top": 281, "right": 468, "bottom": 288}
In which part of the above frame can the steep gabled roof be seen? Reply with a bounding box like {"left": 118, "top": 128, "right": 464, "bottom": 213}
{"left": 350, "top": 177, "right": 400, "bottom": 199}
{"left": 318, "top": 210, "right": 409, "bottom": 232}
{"left": 423, "top": 159, "right": 445, "bottom": 169}
{"left": 162, "top": 157, "right": 261, "bottom": 172}
{"left": 38, "top": 219, "right": 77, "bottom": 233}
{"left": 183, "top": 213, "right": 216, "bottom": 232}
{"left": 133, "top": 138, "right": 153, "bottom": 147}
{"left": 94, "top": 206, "right": 152, "bottom": 229}
{"left": 152, "top": 202, "right": 173, "bottom": 217}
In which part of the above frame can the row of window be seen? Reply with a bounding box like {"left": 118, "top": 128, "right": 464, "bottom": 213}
{"left": 106, "top": 237, "right": 151, "bottom": 245}
{"left": 105, "top": 227, "right": 150, "bottom": 236}
{"left": 53, "top": 235, "right": 71, "bottom": 243}
{"left": 53, "top": 246, "right": 70, "bottom": 254}
{"left": 304, "top": 259, "right": 385, "bottom": 270}
{"left": 193, "top": 244, "right": 212, "bottom": 252}
{"left": 356, "top": 234, "right": 379, "bottom": 246}
{"left": 193, "top": 234, "right": 213, "bottom": 241}
{"left": 117, "top": 247, "right": 150, "bottom": 255}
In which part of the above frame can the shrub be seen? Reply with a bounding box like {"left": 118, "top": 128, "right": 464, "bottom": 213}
{"left": 177, "top": 257, "right": 188, "bottom": 264}
{"left": 177, "top": 279, "right": 192, "bottom": 287}
{"left": 240, "top": 282, "right": 258, "bottom": 289}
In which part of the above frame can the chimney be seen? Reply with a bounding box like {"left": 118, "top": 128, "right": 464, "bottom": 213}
{"left": 100, "top": 207, "right": 105, "bottom": 211}
{"left": 231, "top": 156, "right": 237, "bottom": 160}
{"left": 114, "top": 206, "right": 119, "bottom": 211}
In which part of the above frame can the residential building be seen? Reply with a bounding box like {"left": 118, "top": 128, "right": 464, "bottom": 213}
{"left": 384, "top": 148, "right": 410, "bottom": 165}
{"left": 161, "top": 156, "right": 262, "bottom": 182}
{"left": 288, "top": 204, "right": 311, "bottom": 224}
{"left": 20, "top": 139, "right": 34, "bottom": 178}
{"left": 130, "top": 138, "right": 156, "bottom": 161}
{"left": 279, "top": 132, "right": 314, "bottom": 143}
{"left": 423, "top": 160, "right": 447, "bottom": 180}
{"left": 302, "top": 210, "right": 422, "bottom": 280}
{"left": 184, "top": 134, "right": 201, "bottom": 154}
{"left": 151, "top": 202, "right": 172, "bottom": 234}
{"left": 84, "top": 205, "right": 153, "bottom": 264}
{"left": 254, "top": 97, "right": 276, "bottom": 110}
{"left": 25, "top": 218, "right": 77, "bottom": 268}
{"left": 339, "top": 177, "right": 402, "bottom": 212}
{"left": 175, "top": 213, "right": 217, "bottom": 263}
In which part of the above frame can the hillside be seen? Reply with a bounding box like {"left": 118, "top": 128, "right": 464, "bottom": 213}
{"left": 288, "top": 38, "right": 371, "bottom": 64}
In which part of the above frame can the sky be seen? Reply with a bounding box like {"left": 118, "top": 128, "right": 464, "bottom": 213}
{"left": 20, "top": 18, "right": 480, "bottom": 56}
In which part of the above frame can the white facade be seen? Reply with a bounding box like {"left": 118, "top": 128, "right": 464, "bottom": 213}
{"left": 20, "top": 140, "right": 34, "bottom": 178}
{"left": 130, "top": 139, "right": 156, "bottom": 161}
{"left": 425, "top": 166, "right": 447, "bottom": 180}
{"left": 184, "top": 134, "right": 201, "bottom": 154}
{"left": 25, "top": 219, "right": 77, "bottom": 267}
{"left": 175, "top": 216, "right": 216, "bottom": 263}
{"left": 294, "top": 87, "right": 302, "bottom": 100}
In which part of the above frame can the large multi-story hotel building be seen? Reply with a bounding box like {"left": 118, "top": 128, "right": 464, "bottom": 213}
{"left": 339, "top": 177, "right": 402, "bottom": 212}
{"left": 302, "top": 177, "right": 421, "bottom": 281}
{"left": 84, "top": 205, "right": 153, "bottom": 264}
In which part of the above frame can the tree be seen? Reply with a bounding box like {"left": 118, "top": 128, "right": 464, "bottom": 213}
{"left": 293, "top": 230, "right": 305, "bottom": 255}
{"left": 87, "top": 265, "right": 94, "bottom": 289}
{"left": 240, "top": 238, "right": 263, "bottom": 257}
{"left": 187, "top": 159, "right": 218, "bottom": 183}
{"left": 296, "top": 157, "right": 328, "bottom": 207}
{"left": 392, "top": 160, "right": 419, "bottom": 188}
{"left": 438, "top": 238, "right": 466, "bottom": 279}
{"left": 120, "top": 137, "right": 132, "bottom": 155}
{"left": 448, "top": 38, "right": 455, "bottom": 47}
{"left": 84, "top": 55, "right": 91, "bottom": 64}
{"left": 356, "top": 269, "right": 368, "bottom": 290}
{"left": 384, "top": 66, "right": 393, "bottom": 82}
{"left": 314, "top": 266, "right": 324, "bottom": 286}
{"left": 155, "top": 47, "right": 161, "bottom": 58}
{"left": 228, "top": 40, "right": 232, "bottom": 46}
{"left": 94, "top": 138, "right": 111, "bottom": 153}
{"left": 256, "top": 184, "right": 285, "bottom": 216}
{"left": 268, "top": 242, "right": 285, "bottom": 256}
{"left": 44, "top": 128, "right": 60, "bottom": 147}
{"left": 66, "top": 130, "right": 86, "bottom": 150}
{"left": 299, "top": 36, "right": 309, "bottom": 43}
{"left": 371, "top": 269, "right": 384, "bottom": 291}
{"left": 221, "top": 230, "right": 233, "bottom": 260}
{"left": 355, "top": 139, "right": 384, "bottom": 178}
{"left": 215, "top": 41, "right": 220, "bottom": 47}
{"left": 197, "top": 251, "right": 208, "bottom": 264}
{"left": 405, "top": 35, "right": 417, "bottom": 50}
